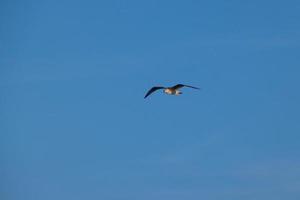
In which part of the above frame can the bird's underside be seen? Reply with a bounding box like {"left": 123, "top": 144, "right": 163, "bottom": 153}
{"left": 144, "top": 84, "right": 200, "bottom": 98}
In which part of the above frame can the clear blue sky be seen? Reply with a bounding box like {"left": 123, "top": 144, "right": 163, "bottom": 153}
{"left": 1, "top": 0, "right": 300, "bottom": 199}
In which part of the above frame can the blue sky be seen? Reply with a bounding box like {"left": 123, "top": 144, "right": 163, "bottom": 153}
{"left": 1, "top": 0, "right": 300, "bottom": 199}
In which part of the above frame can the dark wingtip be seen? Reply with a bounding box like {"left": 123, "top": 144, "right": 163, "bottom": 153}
{"left": 186, "top": 85, "right": 200, "bottom": 90}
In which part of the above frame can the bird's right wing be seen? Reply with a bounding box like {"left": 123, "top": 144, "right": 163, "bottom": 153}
{"left": 172, "top": 84, "right": 200, "bottom": 90}
{"left": 144, "top": 86, "right": 165, "bottom": 98}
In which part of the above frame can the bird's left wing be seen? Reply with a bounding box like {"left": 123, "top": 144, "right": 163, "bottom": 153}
{"left": 144, "top": 86, "right": 165, "bottom": 98}
{"left": 172, "top": 84, "right": 200, "bottom": 90}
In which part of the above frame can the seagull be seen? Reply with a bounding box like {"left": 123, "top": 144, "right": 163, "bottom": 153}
{"left": 144, "top": 84, "right": 200, "bottom": 98}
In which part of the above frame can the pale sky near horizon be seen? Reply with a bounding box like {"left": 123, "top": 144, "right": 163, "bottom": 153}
{"left": 1, "top": 0, "right": 300, "bottom": 199}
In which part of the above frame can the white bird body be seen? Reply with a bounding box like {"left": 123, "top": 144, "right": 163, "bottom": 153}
{"left": 164, "top": 88, "right": 182, "bottom": 95}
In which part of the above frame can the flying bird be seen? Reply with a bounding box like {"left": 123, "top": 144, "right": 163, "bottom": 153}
{"left": 144, "top": 84, "right": 200, "bottom": 98}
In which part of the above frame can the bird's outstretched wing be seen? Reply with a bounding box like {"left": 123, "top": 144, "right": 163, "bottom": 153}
{"left": 172, "top": 84, "right": 200, "bottom": 90}
{"left": 144, "top": 86, "right": 165, "bottom": 98}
